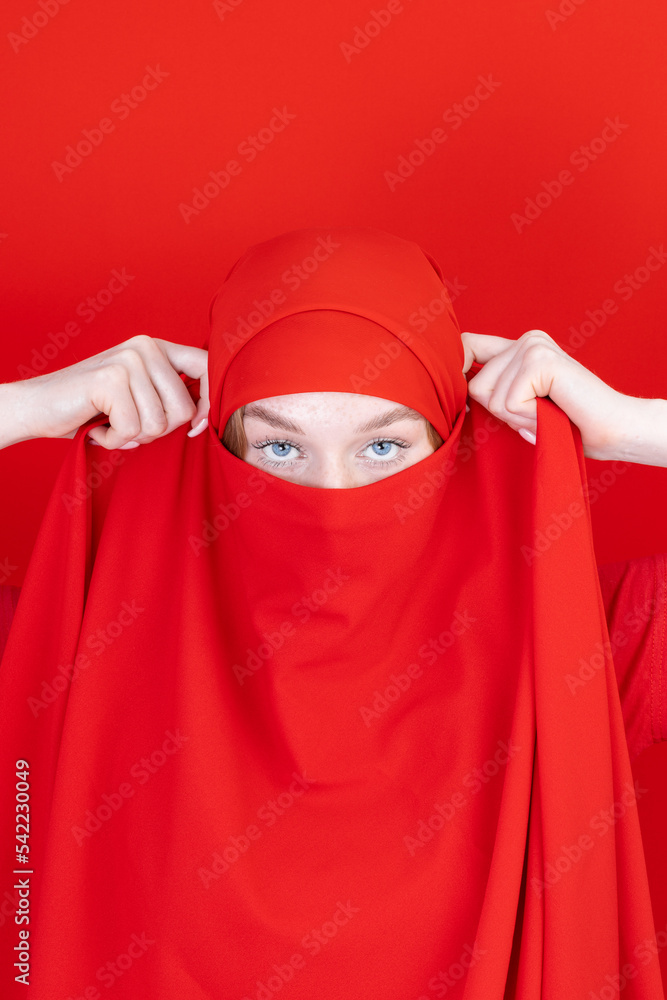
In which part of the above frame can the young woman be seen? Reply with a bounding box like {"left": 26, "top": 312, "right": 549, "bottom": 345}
{"left": 0, "top": 227, "right": 665, "bottom": 999}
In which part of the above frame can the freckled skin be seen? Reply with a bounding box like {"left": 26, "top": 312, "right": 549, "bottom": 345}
{"left": 242, "top": 392, "right": 435, "bottom": 489}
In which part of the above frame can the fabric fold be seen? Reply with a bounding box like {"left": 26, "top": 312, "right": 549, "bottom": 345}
{"left": 0, "top": 226, "right": 661, "bottom": 999}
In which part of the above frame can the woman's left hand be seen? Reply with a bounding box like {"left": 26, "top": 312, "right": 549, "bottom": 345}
{"left": 461, "top": 329, "right": 637, "bottom": 461}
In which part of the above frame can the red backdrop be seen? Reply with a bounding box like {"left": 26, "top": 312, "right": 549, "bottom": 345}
{"left": 1, "top": 0, "right": 666, "bottom": 977}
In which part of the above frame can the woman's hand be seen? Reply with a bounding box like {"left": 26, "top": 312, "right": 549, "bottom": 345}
{"left": 461, "top": 329, "right": 667, "bottom": 466}
{"left": 0, "top": 336, "right": 209, "bottom": 451}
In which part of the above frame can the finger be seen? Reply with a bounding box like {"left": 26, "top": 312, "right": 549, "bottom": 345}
{"left": 86, "top": 342, "right": 201, "bottom": 446}
{"left": 469, "top": 367, "right": 540, "bottom": 436}
{"left": 107, "top": 351, "right": 179, "bottom": 443}
{"left": 485, "top": 353, "right": 540, "bottom": 425}
{"left": 467, "top": 351, "right": 539, "bottom": 435}
{"left": 461, "top": 331, "right": 475, "bottom": 374}
{"left": 90, "top": 338, "right": 206, "bottom": 436}
{"left": 85, "top": 368, "right": 145, "bottom": 449}
{"left": 87, "top": 424, "right": 140, "bottom": 449}
{"left": 187, "top": 362, "right": 209, "bottom": 437}
{"left": 501, "top": 337, "right": 561, "bottom": 423}
{"left": 65, "top": 425, "right": 135, "bottom": 447}
{"left": 155, "top": 341, "right": 208, "bottom": 385}
{"left": 465, "top": 341, "right": 522, "bottom": 409}
{"left": 117, "top": 340, "right": 199, "bottom": 437}
{"left": 470, "top": 332, "right": 569, "bottom": 437}
{"left": 152, "top": 340, "right": 209, "bottom": 436}
{"left": 460, "top": 332, "right": 521, "bottom": 373}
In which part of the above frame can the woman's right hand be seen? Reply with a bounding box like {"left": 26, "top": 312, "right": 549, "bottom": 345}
{"left": 0, "top": 336, "right": 209, "bottom": 451}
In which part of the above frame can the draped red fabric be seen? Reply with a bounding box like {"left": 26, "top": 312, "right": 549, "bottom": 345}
{"left": 0, "top": 227, "right": 662, "bottom": 999}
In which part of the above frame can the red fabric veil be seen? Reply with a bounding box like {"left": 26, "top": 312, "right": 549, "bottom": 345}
{"left": 0, "top": 227, "right": 662, "bottom": 999}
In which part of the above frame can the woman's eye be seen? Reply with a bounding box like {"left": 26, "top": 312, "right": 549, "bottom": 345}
{"left": 252, "top": 439, "right": 299, "bottom": 465}
{"left": 251, "top": 437, "right": 409, "bottom": 468}
{"left": 264, "top": 441, "right": 294, "bottom": 461}
{"left": 363, "top": 439, "right": 406, "bottom": 461}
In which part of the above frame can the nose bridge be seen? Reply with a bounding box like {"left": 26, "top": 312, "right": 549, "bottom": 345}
{"left": 310, "top": 450, "right": 359, "bottom": 489}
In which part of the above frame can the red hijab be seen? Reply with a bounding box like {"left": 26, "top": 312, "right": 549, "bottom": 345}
{"left": 0, "top": 227, "right": 662, "bottom": 999}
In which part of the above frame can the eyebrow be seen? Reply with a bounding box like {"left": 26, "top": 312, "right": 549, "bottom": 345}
{"left": 353, "top": 405, "right": 424, "bottom": 433}
{"left": 243, "top": 402, "right": 423, "bottom": 435}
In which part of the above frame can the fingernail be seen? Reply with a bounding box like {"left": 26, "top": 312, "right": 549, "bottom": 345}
{"left": 187, "top": 417, "right": 208, "bottom": 438}
{"left": 518, "top": 428, "right": 536, "bottom": 445}
{"left": 119, "top": 441, "right": 141, "bottom": 449}
{"left": 86, "top": 436, "right": 100, "bottom": 446}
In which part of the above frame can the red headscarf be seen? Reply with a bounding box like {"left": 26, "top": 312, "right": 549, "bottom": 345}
{"left": 0, "top": 227, "right": 662, "bottom": 999}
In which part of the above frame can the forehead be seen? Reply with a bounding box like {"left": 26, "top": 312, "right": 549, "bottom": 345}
{"left": 243, "top": 394, "right": 426, "bottom": 434}
{"left": 246, "top": 392, "right": 412, "bottom": 416}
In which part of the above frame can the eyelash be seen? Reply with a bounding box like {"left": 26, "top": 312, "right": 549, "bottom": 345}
{"left": 252, "top": 437, "right": 411, "bottom": 468}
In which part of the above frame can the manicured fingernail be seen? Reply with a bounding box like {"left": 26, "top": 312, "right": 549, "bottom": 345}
{"left": 518, "top": 428, "right": 536, "bottom": 445}
{"left": 187, "top": 417, "right": 208, "bottom": 438}
{"left": 119, "top": 441, "right": 141, "bottom": 449}
{"left": 86, "top": 436, "right": 100, "bottom": 446}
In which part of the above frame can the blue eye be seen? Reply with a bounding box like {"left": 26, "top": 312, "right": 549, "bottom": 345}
{"left": 363, "top": 439, "right": 408, "bottom": 462}
{"left": 252, "top": 439, "right": 300, "bottom": 466}
{"left": 268, "top": 442, "right": 293, "bottom": 459}
{"left": 370, "top": 440, "right": 394, "bottom": 457}
{"left": 251, "top": 436, "right": 410, "bottom": 470}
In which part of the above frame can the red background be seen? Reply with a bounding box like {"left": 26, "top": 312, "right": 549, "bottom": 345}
{"left": 1, "top": 0, "right": 666, "bottom": 975}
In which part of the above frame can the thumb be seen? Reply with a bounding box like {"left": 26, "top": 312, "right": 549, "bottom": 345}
{"left": 461, "top": 331, "right": 519, "bottom": 374}
{"left": 188, "top": 365, "right": 209, "bottom": 436}
{"left": 461, "top": 331, "right": 476, "bottom": 374}
{"left": 157, "top": 341, "right": 209, "bottom": 435}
